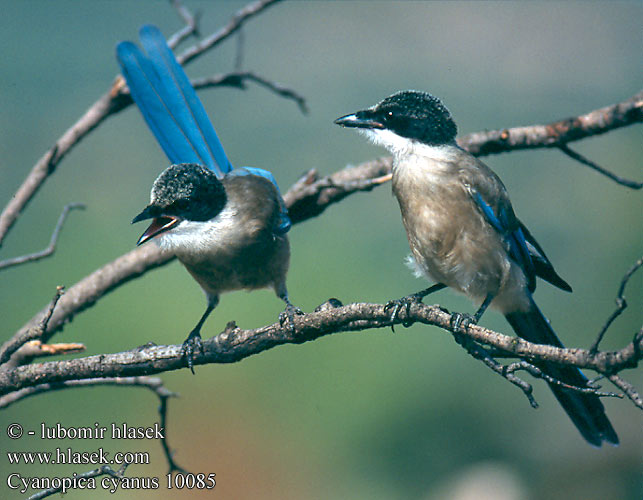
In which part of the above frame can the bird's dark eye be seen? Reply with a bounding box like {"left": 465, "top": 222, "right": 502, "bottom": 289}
{"left": 172, "top": 198, "right": 190, "bottom": 212}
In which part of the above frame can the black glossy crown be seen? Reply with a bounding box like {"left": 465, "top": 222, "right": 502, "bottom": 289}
{"left": 363, "top": 91, "right": 457, "bottom": 145}
{"left": 148, "top": 163, "right": 226, "bottom": 221}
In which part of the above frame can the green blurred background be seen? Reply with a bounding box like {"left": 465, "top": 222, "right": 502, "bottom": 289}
{"left": 1, "top": 1, "right": 641, "bottom": 498}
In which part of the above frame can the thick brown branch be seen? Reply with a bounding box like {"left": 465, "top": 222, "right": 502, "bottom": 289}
{"left": 1, "top": 301, "right": 640, "bottom": 398}
{"left": 457, "top": 90, "right": 643, "bottom": 155}
{"left": 283, "top": 158, "right": 392, "bottom": 224}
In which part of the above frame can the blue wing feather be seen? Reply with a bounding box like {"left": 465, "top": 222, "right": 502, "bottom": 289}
{"left": 472, "top": 191, "right": 536, "bottom": 290}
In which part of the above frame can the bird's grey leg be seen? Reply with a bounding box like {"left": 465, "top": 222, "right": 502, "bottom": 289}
{"left": 182, "top": 295, "right": 219, "bottom": 374}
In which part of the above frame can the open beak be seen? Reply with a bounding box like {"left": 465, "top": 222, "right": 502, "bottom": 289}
{"left": 334, "top": 112, "right": 384, "bottom": 129}
{"left": 132, "top": 206, "right": 180, "bottom": 246}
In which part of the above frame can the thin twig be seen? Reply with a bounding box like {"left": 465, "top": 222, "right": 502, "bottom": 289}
{"left": 168, "top": 0, "right": 200, "bottom": 48}
{"left": 1, "top": 341, "right": 85, "bottom": 370}
{"left": 192, "top": 70, "right": 308, "bottom": 114}
{"left": 607, "top": 372, "right": 643, "bottom": 410}
{"left": 0, "top": 286, "right": 65, "bottom": 367}
{"left": 28, "top": 463, "right": 129, "bottom": 500}
{"left": 559, "top": 144, "right": 642, "bottom": 189}
{"left": 503, "top": 360, "right": 621, "bottom": 398}
{"left": 0, "top": 375, "right": 170, "bottom": 409}
{"left": 453, "top": 332, "right": 538, "bottom": 408}
{"left": 177, "top": 0, "right": 284, "bottom": 66}
{"left": 591, "top": 257, "right": 643, "bottom": 352}
{"left": 0, "top": 203, "right": 85, "bottom": 271}
{"left": 158, "top": 393, "right": 188, "bottom": 474}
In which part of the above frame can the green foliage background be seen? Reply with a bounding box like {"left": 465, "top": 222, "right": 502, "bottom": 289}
{"left": 1, "top": 1, "right": 641, "bottom": 499}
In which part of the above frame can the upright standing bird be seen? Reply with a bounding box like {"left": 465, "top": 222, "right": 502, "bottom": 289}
{"left": 335, "top": 90, "right": 618, "bottom": 446}
{"left": 116, "top": 25, "right": 297, "bottom": 371}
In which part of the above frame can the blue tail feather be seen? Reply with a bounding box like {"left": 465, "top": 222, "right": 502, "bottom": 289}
{"left": 138, "top": 25, "right": 232, "bottom": 175}
{"left": 116, "top": 42, "right": 196, "bottom": 164}
{"left": 505, "top": 296, "right": 618, "bottom": 446}
{"left": 116, "top": 26, "right": 231, "bottom": 175}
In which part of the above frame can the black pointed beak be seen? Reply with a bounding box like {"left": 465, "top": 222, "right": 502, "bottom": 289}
{"left": 132, "top": 205, "right": 180, "bottom": 245}
{"left": 132, "top": 205, "right": 156, "bottom": 224}
{"left": 334, "top": 112, "right": 384, "bottom": 129}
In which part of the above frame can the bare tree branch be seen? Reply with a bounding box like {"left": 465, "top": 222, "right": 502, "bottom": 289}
{"left": 1, "top": 341, "right": 85, "bottom": 371}
{"left": 192, "top": 71, "right": 308, "bottom": 113}
{"left": 453, "top": 331, "right": 539, "bottom": 408}
{"left": 457, "top": 90, "right": 643, "bottom": 155}
{"left": 1, "top": 301, "right": 640, "bottom": 401}
{"left": 608, "top": 367, "right": 643, "bottom": 410}
{"left": 0, "top": 375, "right": 169, "bottom": 409}
{"left": 0, "top": 286, "right": 65, "bottom": 367}
{"left": 0, "top": 203, "right": 85, "bottom": 271}
{"left": 167, "top": 0, "right": 200, "bottom": 48}
{"left": 283, "top": 159, "right": 392, "bottom": 224}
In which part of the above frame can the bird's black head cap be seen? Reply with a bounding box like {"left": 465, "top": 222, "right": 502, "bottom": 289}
{"left": 134, "top": 163, "right": 226, "bottom": 223}
{"left": 339, "top": 91, "right": 458, "bottom": 146}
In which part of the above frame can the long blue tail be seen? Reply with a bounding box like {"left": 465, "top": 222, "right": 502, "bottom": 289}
{"left": 116, "top": 25, "right": 232, "bottom": 176}
{"left": 505, "top": 297, "right": 618, "bottom": 446}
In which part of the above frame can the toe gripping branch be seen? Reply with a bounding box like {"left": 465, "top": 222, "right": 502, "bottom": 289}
{"left": 181, "top": 330, "right": 203, "bottom": 375}
{"left": 279, "top": 299, "right": 304, "bottom": 333}
{"left": 384, "top": 283, "right": 447, "bottom": 331}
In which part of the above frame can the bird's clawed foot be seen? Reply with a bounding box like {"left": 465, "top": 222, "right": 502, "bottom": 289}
{"left": 384, "top": 293, "right": 425, "bottom": 331}
{"left": 279, "top": 302, "right": 303, "bottom": 333}
{"left": 450, "top": 312, "right": 477, "bottom": 333}
{"left": 450, "top": 294, "right": 493, "bottom": 333}
{"left": 181, "top": 330, "right": 203, "bottom": 374}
